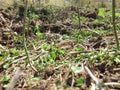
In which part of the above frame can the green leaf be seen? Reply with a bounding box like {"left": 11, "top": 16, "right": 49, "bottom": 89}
{"left": 9, "top": 48, "right": 19, "bottom": 57}
{"left": 0, "top": 56, "right": 4, "bottom": 60}
{"left": 77, "top": 47, "right": 83, "bottom": 51}
{"left": 43, "top": 44, "right": 47, "bottom": 50}
{"left": 59, "top": 49, "right": 66, "bottom": 54}
{"left": 71, "top": 65, "right": 82, "bottom": 74}
{"left": 50, "top": 44, "right": 55, "bottom": 51}
{"left": 116, "top": 13, "right": 120, "bottom": 17}
{"left": 51, "top": 52, "right": 57, "bottom": 58}
{"left": 30, "top": 13, "right": 39, "bottom": 19}
{"left": 94, "top": 19, "right": 100, "bottom": 23}
{"left": 98, "top": 8, "right": 105, "bottom": 17}
{"left": 2, "top": 76, "right": 10, "bottom": 83}
{"left": 75, "top": 77, "right": 84, "bottom": 86}
{"left": 36, "top": 31, "right": 42, "bottom": 37}
{"left": 48, "top": 56, "right": 53, "bottom": 61}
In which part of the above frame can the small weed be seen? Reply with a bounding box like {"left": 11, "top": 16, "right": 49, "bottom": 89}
{"left": 98, "top": 8, "right": 105, "bottom": 17}
{"left": 72, "top": 13, "right": 86, "bottom": 26}
{"left": 2, "top": 76, "right": 10, "bottom": 84}
{"left": 75, "top": 77, "right": 84, "bottom": 86}
{"left": 29, "top": 13, "right": 39, "bottom": 19}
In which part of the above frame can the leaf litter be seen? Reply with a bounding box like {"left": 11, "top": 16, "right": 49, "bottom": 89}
{"left": 0, "top": 5, "right": 120, "bottom": 90}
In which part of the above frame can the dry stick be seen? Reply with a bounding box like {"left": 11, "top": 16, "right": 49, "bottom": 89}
{"left": 0, "top": 44, "right": 5, "bottom": 50}
{"left": 104, "top": 82, "right": 120, "bottom": 86}
{"left": 22, "top": 0, "right": 38, "bottom": 72}
{"left": 113, "top": 68, "right": 120, "bottom": 72}
{"left": 83, "top": 64, "right": 103, "bottom": 90}
{"left": 68, "top": 49, "right": 101, "bottom": 55}
{"left": 83, "top": 25, "right": 100, "bottom": 35}
{"left": 28, "top": 39, "right": 37, "bottom": 50}
{"left": 70, "top": 72, "right": 75, "bottom": 87}
{"left": 68, "top": 48, "right": 120, "bottom": 56}
{"left": 6, "top": 67, "right": 22, "bottom": 90}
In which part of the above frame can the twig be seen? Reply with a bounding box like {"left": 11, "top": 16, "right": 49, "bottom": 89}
{"left": 0, "top": 44, "right": 6, "bottom": 50}
{"left": 71, "top": 72, "right": 75, "bottom": 87}
{"left": 83, "top": 63, "right": 103, "bottom": 90}
{"left": 104, "top": 82, "right": 120, "bottom": 86}
{"left": 22, "top": 0, "right": 38, "bottom": 73}
{"left": 6, "top": 67, "right": 22, "bottom": 90}
{"left": 68, "top": 49, "right": 100, "bottom": 55}
{"left": 54, "top": 64, "right": 64, "bottom": 70}
{"left": 83, "top": 25, "right": 100, "bottom": 35}
{"left": 113, "top": 68, "right": 120, "bottom": 72}
{"left": 28, "top": 39, "right": 37, "bottom": 50}
{"left": 91, "top": 83, "right": 96, "bottom": 90}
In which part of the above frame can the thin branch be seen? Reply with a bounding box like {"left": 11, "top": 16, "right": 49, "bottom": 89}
{"left": 104, "top": 82, "right": 120, "bottom": 86}
{"left": 83, "top": 25, "right": 100, "bottom": 35}
{"left": 6, "top": 67, "right": 22, "bottom": 90}
{"left": 82, "top": 63, "right": 104, "bottom": 90}
{"left": 22, "top": 0, "right": 38, "bottom": 72}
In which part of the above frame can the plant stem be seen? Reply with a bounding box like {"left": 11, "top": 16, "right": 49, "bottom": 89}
{"left": 112, "top": 0, "right": 119, "bottom": 50}
{"left": 77, "top": 6, "right": 81, "bottom": 30}
{"left": 23, "top": 0, "right": 38, "bottom": 72}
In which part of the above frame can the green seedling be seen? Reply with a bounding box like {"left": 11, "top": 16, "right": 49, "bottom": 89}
{"left": 36, "top": 31, "right": 43, "bottom": 37}
{"left": 75, "top": 77, "right": 84, "bottom": 86}
{"left": 9, "top": 48, "right": 19, "bottom": 57}
{"left": 30, "top": 13, "right": 39, "bottom": 19}
{"left": 76, "top": 47, "right": 84, "bottom": 51}
{"left": 33, "top": 26, "right": 43, "bottom": 37}
{"left": 51, "top": 51, "right": 57, "bottom": 59}
{"left": 2, "top": 76, "right": 10, "bottom": 84}
{"left": 98, "top": 8, "right": 105, "bottom": 17}
{"left": 72, "top": 13, "right": 86, "bottom": 25}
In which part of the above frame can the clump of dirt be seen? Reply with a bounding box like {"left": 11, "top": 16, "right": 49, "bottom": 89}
{"left": 87, "top": 8, "right": 98, "bottom": 18}
{"left": 56, "top": 39, "right": 73, "bottom": 50}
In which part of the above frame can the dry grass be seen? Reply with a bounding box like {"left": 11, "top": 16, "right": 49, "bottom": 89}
{"left": 0, "top": 0, "right": 15, "bottom": 8}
